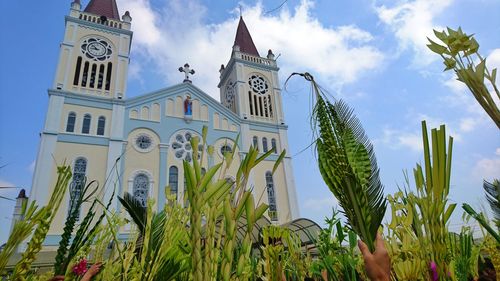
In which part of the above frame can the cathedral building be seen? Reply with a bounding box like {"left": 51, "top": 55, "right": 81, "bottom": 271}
{"left": 28, "top": 0, "right": 300, "bottom": 245}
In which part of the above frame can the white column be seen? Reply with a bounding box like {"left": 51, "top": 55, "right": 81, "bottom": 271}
{"left": 30, "top": 94, "right": 64, "bottom": 206}
{"left": 103, "top": 104, "right": 125, "bottom": 210}
{"left": 278, "top": 128, "right": 299, "bottom": 219}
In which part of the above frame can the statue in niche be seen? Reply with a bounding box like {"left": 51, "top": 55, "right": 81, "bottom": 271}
{"left": 184, "top": 95, "right": 193, "bottom": 119}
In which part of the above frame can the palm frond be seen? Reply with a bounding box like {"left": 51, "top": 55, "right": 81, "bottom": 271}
{"left": 291, "top": 72, "right": 386, "bottom": 252}
{"left": 119, "top": 192, "right": 147, "bottom": 233}
{"left": 483, "top": 179, "right": 500, "bottom": 225}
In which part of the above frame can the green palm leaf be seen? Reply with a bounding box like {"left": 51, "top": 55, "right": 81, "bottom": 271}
{"left": 291, "top": 72, "right": 386, "bottom": 252}
{"left": 484, "top": 179, "right": 500, "bottom": 227}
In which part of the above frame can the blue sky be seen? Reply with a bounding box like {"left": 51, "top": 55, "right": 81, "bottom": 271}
{"left": 0, "top": 0, "right": 499, "bottom": 244}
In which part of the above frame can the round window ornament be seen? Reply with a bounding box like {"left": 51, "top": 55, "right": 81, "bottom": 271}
{"left": 171, "top": 131, "right": 203, "bottom": 162}
{"left": 134, "top": 134, "right": 154, "bottom": 152}
{"left": 81, "top": 38, "right": 113, "bottom": 61}
{"left": 220, "top": 144, "right": 233, "bottom": 156}
{"left": 248, "top": 75, "right": 269, "bottom": 95}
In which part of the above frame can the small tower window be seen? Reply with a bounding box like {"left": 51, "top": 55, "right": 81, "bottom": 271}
{"left": 252, "top": 136, "right": 258, "bottom": 150}
{"left": 271, "top": 138, "right": 277, "bottom": 153}
{"left": 97, "top": 116, "right": 105, "bottom": 136}
{"left": 133, "top": 173, "right": 149, "bottom": 207}
{"left": 265, "top": 171, "right": 278, "bottom": 221}
{"left": 73, "top": 57, "right": 82, "bottom": 86}
{"left": 82, "top": 114, "right": 91, "bottom": 134}
{"left": 66, "top": 112, "right": 76, "bottom": 132}
{"left": 168, "top": 166, "right": 178, "bottom": 197}
{"left": 262, "top": 137, "right": 268, "bottom": 153}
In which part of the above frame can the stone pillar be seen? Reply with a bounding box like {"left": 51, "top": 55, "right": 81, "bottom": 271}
{"left": 157, "top": 144, "right": 169, "bottom": 211}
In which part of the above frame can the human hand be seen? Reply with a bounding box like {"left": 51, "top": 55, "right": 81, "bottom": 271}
{"left": 358, "top": 233, "right": 391, "bottom": 281}
{"left": 81, "top": 262, "right": 103, "bottom": 281}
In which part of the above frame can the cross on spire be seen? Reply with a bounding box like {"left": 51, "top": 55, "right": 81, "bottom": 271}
{"left": 178, "top": 63, "right": 195, "bottom": 83}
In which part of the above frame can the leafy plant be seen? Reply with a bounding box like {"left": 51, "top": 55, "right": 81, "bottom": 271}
{"left": 427, "top": 27, "right": 500, "bottom": 129}
{"left": 310, "top": 210, "right": 361, "bottom": 281}
{"left": 11, "top": 165, "right": 72, "bottom": 281}
{"left": 53, "top": 177, "right": 98, "bottom": 275}
{"left": 289, "top": 72, "right": 386, "bottom": 252}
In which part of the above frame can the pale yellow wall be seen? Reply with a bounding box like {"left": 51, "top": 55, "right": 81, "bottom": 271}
{"left": 47, "top": 143, "right": 110, "bottom": 234}
{"left": 60, "top": 104, "right": 112, "bottom": 136}
{"left": 247, "top": 130, "right": 280, "bottom": 153}
{"left": 251, "top": 160, "right": 291, "bottom": 222}
{"left": 123, "top": 128, "right": 161, "bottom": 207}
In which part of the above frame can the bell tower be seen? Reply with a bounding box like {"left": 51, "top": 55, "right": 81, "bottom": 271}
{"left": 53, "top": 0, "right": 132, "bottom": 99}
{"left": 218, "top": 17, "right": 285, "bottom": 125}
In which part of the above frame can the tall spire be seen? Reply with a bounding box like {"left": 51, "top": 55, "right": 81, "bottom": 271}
{"left": 84, "top": 0, "right": 120, "bottom": 20}
{"left": 234, "top": 16, "right": 260, "bottom": 57}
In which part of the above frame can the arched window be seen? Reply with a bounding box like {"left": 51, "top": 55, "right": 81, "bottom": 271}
{"left": 252, "top": 136, "right": 258, "bottom": 150}
{"left": 82, "top": 114, "right": 91, "bottom": 134}
{"left": 66, "top": 112, "right": 76, "bottom": 132}
{"left": 168, "top": 166, "right": 178, "bottom": 197}
{"left": 262, "top": 137, "right": 268, "bottom": 153}
{"left": 133, "top": 173, "right": 149, "bottom": 207}
{"left": 68, "top": 157, "right": 87, "bottom": 219}
{"left": 271, "top": 138, "right": 277, "bottom": 153}
{"left": 97, "top": 116, "right": 105, "bottom": 136}
{"left": 265, "top": 172, "right": 278, "bottom": 221}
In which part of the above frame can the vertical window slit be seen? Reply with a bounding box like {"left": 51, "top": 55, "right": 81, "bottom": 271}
{"left": 73, "top": 57, "right": 82, "bottom": 86}
{"left": 81, "top": 62, "right": 89, "bottom": 87}
{"left": 105, "top": 62, "right": 112, "bottom": 91}
{"left": 248, "top": 91, "right": 253, "bottom": 115}
{"left": 258, "top": 96, "right": 264, "bottom": 117}
{"left": 97, "top": 64, "right": 105, "bottom": 89}
{"left": 89, "top": 64, "right": 97, "bottom": 88}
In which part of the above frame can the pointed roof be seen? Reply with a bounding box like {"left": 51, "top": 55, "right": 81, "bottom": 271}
{"left": 84, "top": 0, "right": 120, "bottom": 20}
{"left": 234, "top": 17, "right": 259, "bottom": 57}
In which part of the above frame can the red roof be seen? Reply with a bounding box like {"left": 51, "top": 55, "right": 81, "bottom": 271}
{"left": 234, "top": 17, "right": 259, "bottom": 57}
{"left": 84, "top": 0, "right": 120, "bottom": 20}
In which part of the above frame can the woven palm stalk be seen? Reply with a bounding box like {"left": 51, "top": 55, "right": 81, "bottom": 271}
{"left": 289, "top": 72, "right": 386, "bottom": 252}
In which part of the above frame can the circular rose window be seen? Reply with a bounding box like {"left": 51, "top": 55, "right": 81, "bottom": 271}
{"left": 171, "top": 131, "right": 203, "bottom": 162}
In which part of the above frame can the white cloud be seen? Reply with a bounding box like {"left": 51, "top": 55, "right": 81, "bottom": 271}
{"left": 473, "top": 151, "right": 500, "bottom": 181}
{"left": 487, "top": 48, "right": 500, "bottom": 73}
{"left": 377, "top": 128, "right": 423, "bottom": 151}
{"left": 303, "top": 196, "right": 337, "bottom": 212}
{"left": 375, "top": 0, "right": 453, "bottom": 66}
{"left": 118, "top": 0, "right": 384, "bottom": 98}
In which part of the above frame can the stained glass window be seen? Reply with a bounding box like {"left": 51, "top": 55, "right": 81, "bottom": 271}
{"left": 68, "top": 157, "right": 87, "bottom": 219}
{"left": 133, "top": 173, "right": 149, "bottom": 207}
{"left": 168, "top": 166, "right": 178, "bottom": 197}
{"left": 265, "top": 172, "right": 278, "bottom": 221}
